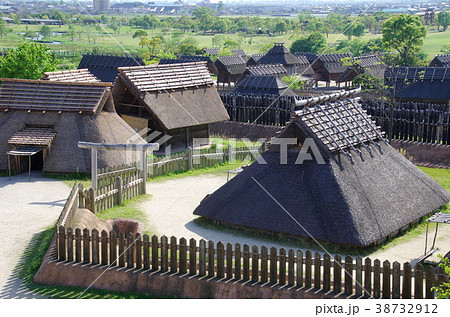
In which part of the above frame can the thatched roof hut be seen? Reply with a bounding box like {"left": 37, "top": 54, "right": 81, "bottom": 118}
{"left": 78, "top": 54, "right": 145, "bottom": 83}
{"left": 258, "top": 43, "right": 313, "bottom": 76}
{"left": 429, "top": 54, "right": 450, "bottom": 67}
{"left": 112, "top": 62, "right": 230, "bottom": 150}
{"left": 193, "top": 93, "right": 450, "bottom": 247}
{"left": 0, "top": 79, "right": 145, "bottom": 174}
{"left": 336, "top": 54, "right": 386, "bottom": 85}
{"left": 296, "top": 52, "right": 352, "bottom": 85}
{"left": 385, "top": 67, "right": 450, "bottom": 104}
{"left": 232, "top": 75, "right": 297, "bottom": 96}
{"left": 237, "top": 64, "right": 287, "bottom": 84}
{"left": 214, "top": 55, "right": 248, "bottom": 85}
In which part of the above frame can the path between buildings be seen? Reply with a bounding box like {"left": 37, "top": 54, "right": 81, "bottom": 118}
{"left": 143, "top": 173, "right": 450, "bottom": 264}
{"left": 0, "top": 172, "right": 70, "bottom": 299}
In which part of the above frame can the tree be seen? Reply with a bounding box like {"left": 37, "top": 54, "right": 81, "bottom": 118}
{"left": 352, "top": 22, "right": 365, "bottom": 38}
{"left": 224, "top": 38, "right": 240, "bottom": 50}
{"left": 133, "top": 30, "right": 148, "bottom": 40}
{"left": 441, "top": 44, "right": 450, "bottom": 54}
{"left": 281, "top": 75, "right": 305, "bottom": 90}
{"left": 382, "top": 14, "right": 427, "bottom": 66}
{"left": 0, "top": 18, "right": 10, "bottom": 38}
{"left": 437, "top": 11, "right": 450, "bottom": 31}
{"left": 432, "top": 255, "right": 450, "bottom": 299}
{"left": 290, "top": 31, "right": 327, "bottom": 54}
{"left": 39, "top": 25, "right": 52, "bottom": 38}
{"left": 0, "top": 42, "right": 57, "bottom": 79}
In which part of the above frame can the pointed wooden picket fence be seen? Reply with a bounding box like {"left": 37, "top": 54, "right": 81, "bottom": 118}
{"left": 56, "top": 228, "right": 448, "bottom": 299}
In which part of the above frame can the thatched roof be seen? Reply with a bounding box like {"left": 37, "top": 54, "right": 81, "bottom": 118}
{"left": 41, "top": 69, "right": 100, "bottom": 82}
{"left": 0, "top": 80, "right": 145, "bottom": 173}
{"left": 232, "top": 75, "right": 297, "bottom": 96}
{"left": 0, "top": 79, "right": 111, "bottom": 114}
{"left": 193, "top": 97, "right": 450, "bottom": 247}
{"left": 429, "top": 54, "right": 450, "bottom": 67}
{"left": 204, "top": 48, "right": 246, "bottom": 57}
{"left": 159, "top": 55, "right": 218, "bottom": 74}
{"left": 114, "top": 62, "right": 229, "bottom": 130}
{"left": 215, "top": 55, "right": 248, "bottom": 75}
{"left": 258, "top": 43, "right": 305, "bottom": 67}
{"left": 78, "top": 54, "right": 144, "bottom": 83}
{"left": 385, "top": 67, "right": 450, "bottom": 102}
{"left": 336, "top": 54, "right": 386, "bottom": 83}
{"left": 316, "top": 53, "right": 353, "bottom": 74}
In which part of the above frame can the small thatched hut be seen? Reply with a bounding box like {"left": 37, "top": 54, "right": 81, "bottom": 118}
{"left": 232, "top": 75, "right": 297, "bottom": 96}
{"left": 237, "top": 64, "right": 287, "bottom": 84}
{"left": 78, "top": 54, "right": 145, "bottom": 83}
{"left": 0, "top": 78, "right": 145, "bottom": 174}
{"left": 112, "top": 62, "right": 230, "bottom": 150}
{"left": 429, "top": 54, "right": 450, "bottom": 67}
{"left": 193, "top": 93, "right": 450, "bottom": 247}
{"left": 336, "top": 54, "right": 386, "bottom": 86}
{"left": 214, "top": 55, "right": 248, "bottom": 86}
{"left": 258, "top": 43, "right": 314, "bottom": 76}
{"left": 296, "top": 53, "right": 352, "bottom": 86}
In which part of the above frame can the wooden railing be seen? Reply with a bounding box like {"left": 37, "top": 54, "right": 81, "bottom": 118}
{"left": 55, "top": 229, "right": 448, "bottom": 299}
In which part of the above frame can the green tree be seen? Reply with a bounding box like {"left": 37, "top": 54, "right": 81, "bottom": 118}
{"left": 133, "top": 30, "right": 148, "bottom": 40}
{"left": 352, "top": 22, "right": 365, "bottom": 38}
{"left": 441, "top": 44, "right": 450, "bottom": 54}
{"left": 211, "top": 34, "right": 225, "bottom": 49}
{"left": 0, "top": 42, "right": 58, "bottom": 79}
{"left": 39, "top": 25, "right": 52, "bottom": 38}
{"left": 224, "top": 38, "right": 240, "bottom": 50}
{"left": 0, "top": 18, "right": 10, "bottom": 38}
{"left": 290, "top": 31, "right": 327, "bottom": 54}
{"left": 281, "top": 75, "right": 305, "bottom": 90}
{"left": 382, "top": 14, "right": 427, "bottom": 66}
{"left": 437, "top": 11, "right": 450, "bottom": 31}
{"left": 432, "top": 256, "right": 450, "bottom": 299}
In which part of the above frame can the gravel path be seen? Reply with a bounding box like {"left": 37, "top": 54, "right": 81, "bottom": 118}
{"left": 143, "top": 172, "right": 450, "bottom": 263}
{"left": 0, "top": 172, "right": 70, "bottom": 299}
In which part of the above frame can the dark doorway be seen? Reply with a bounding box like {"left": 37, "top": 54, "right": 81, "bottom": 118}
{"left": 31, "top": 150, "right": 44, "bottom": 170}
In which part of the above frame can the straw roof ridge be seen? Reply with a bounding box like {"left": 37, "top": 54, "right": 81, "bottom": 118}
{"left": 42, "top": 69, "right": 101, "bottom": 83}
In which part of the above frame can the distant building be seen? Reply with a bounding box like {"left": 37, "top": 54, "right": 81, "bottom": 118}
{"left": 93, "top": 0, "right": 110, "bottom": 12}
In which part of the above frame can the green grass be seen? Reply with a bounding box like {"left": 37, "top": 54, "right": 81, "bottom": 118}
{"left": 43, "top": 172, "right": 91, "bottom": 189}
{"left": 419, "top": 166, "right": 450, "bottom": 213}
{"left": 16, "top": 226, "right": 164, "bottom": 298}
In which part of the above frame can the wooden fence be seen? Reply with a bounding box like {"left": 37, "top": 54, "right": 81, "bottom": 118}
{"left": 56, "top": 229, "right": 448, "bottom": 299}
{"left": 362, "top": 100, "right": 450, "bottom": 145}
{"left": 220, "top": 93, "right": 296, "bottom": 126}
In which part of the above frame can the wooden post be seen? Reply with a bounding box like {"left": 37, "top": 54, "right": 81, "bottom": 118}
{"left": 189, "top": 238, "right": 197, "bottom": 275}
{"left": 227, "top": 144, "right": 234, "bottom": 163}
{"left": 356, "top": 256, "right": 363, "bottom": 297}
{"left": 115, "top": 176, "right": 123, "bottom": 205}
{"left": 135, "top": 233, "right": 142, "bottom": 269}
{"left": 251, "top": 245, "right": 259, "bottom": 282}
{"left": 314, "top": 252, "right": 321, "bottom": 289}
{"left": 279, "top": 248, "right": 286, "bottom": 285}
{"left": 83, "top": 228, "right": 90, "bottom": 264}
{"left": 270, "top": 247, "right": 278, "bottom": 284}
{"left": 110, "top": 231, "right": 117, "bottom": 266}
{"left": 140, "top": 149, "right": 147, "bottom": 194}
{"left": 89, "top": 188, "right": 95, "bottom": 213}
{"left": 297, "top": 250, "right": 303, "bottom": 287}
{"left": 261, "top": 246, "right": 268, "bottom": 283}
{"left": 392, "top": 261, "right": 401, "bottom": 299}
{"left": 227, "top": 243, "right": 233, "bottom": 279}
{"left": 161, "top": 236, "right": 168, "bottom": 272}
{"left": 170, "top": 236, "right": 178, "bottom": 273}
{"left": 323, "top": 253, "right": 331, "bottom": 292}
{"left": 217, "top": 242, "right": 224, "bottom": 278}
{"left": 127, "top": 232, "right": 134, "bottom": 269}
{"left": 364, "top": 258, "right": 372, "bottom": 298}
{"left": 58, "top": 226, "right": 66, "bottom": 261}
{"left": 235, "top": 243, "right": 241, "bottom": 280}
{"left": 402, "top": 262, "right": 412, "bottom": 299}
{"left": 334, "top": 255, "right": 342, "bottom": 293}
{"left": 414, "top": 264, "right": 424, "bottom": 299}
{"left": 67, "top": 227, "right": 73, "bottom": 262}
{"left": 143, "top": 234, "right": 150, "bottom": 270}
{"left": 425, "top": 265, "right": 435, "bottom": 299}
{"left": 305, "top": 250, "right": 312, "bottom": 288}
{"left": 101, "top": 230, "right": 108, "bottom": 266}
{"left": 345, "top": 256, "right": 353, "bottom": 295}
{"left": 208, "top": 241, "right": 215, "bottom": 277}
{"left": 75, "top": 228, "right": 81, "bottom": 263}
{"left": 373, "top": 259, "right": 381, "bottom": 299}
{"left": 91, "top": 229, "right": 99, "bottom": 265}
{"left": 288, "top": 249, "right": 295, "bottom": 287}
{"left": 91, "top": 149, "right": 97, "bottom": 189}
{"left": 199, "top": 239, "right": 206, "bottom": 276}
{"left": 151, "top": 235, "right": 158, "bottom": 271}
{"left": 187, "top": 147, "right": 193, "bottom": 170}
{"left": 382, "top": 260, "right": 391, "bottom": 299}
{"left": 243, "top": 244, "right": 250, "bottom": 281}
{"left": 179, "top": 238, "right": 187, "bottom": 274}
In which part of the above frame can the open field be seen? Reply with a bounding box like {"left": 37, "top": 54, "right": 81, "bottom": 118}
{"left": 1, "top": 22, "right": 448, "bottom": 60}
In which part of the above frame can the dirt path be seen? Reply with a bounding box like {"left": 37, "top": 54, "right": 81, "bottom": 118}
{"left": 0, "top": 172, "right": 70, "bottom": 299}
{"left": 143, "top": 172, "right": 450, "bottom": 263}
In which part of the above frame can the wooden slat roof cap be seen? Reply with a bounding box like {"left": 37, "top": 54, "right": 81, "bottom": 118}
{"left": 118, "top": 61, "right": 208, "bottom": 71}
{"left": 0, "top": 78, "right": 111, "bottom": 87}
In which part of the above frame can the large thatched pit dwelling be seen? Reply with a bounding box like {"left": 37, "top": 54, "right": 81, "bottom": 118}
{"left": 193, "top": 92, "right": 450, "bottom": 247}
{"left": 0, "top": 78, "right": 145, "bottom": 174}
{"left": 112, "top": 62, "right": 230, "bottom": 151}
